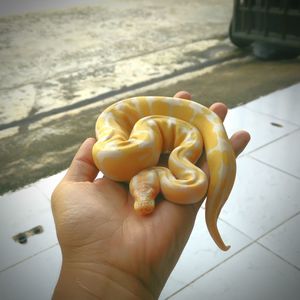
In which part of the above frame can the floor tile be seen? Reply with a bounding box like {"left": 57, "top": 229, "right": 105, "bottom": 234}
{"left": 245, "top": 83, "right": 300, "bottom": 126}
{"left": 0, "top": 245, "right": 62, "bottom": 300}
{"left": 159, "top": 209, "right": 252, "bottom": 299}
{"left": 250, "top": 129, "right": 300, "bottom": 178}
{"left": 159, "top": 277, "right": 187, "bottom": 300}
{"left": 169, "top": 243, "right": 300, "bottom": 300}
{"left": 223, "top": 106, "right": 298, "bottom": 154}
{"left": 0, "top": 186, "right": 58, "bottom": 271}
{"left": 220, "top": 156, "right": 300, "bottom": 240}
{"left": 258, "top": 212, "right": 300, "bottom": 270}
{"left": 34, "top": 170, "right": 67, "bottom": 201}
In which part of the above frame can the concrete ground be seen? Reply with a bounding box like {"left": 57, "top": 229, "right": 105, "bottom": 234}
{"left": 0, "top": 0, "right": 300, "bottom": 194}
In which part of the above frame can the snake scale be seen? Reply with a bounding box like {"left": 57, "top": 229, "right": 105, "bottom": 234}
{"left": 92, "top": 96, "right": 236, "bottom": 251}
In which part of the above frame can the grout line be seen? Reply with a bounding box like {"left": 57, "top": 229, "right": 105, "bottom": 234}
{"left": 166, "top": 209, "right": 300, "bottom": 299}
{"left": 243, "top": 105, "right": 300, "bottom": 128}
{"left": 218, "top": 217, "right": 254, "bottom": 241}
{"left": 245, "top": 127, "right": 300, "bottom": 157}
{"left": 220, "top": 207, "right": 300, "bottom": 248}
{"left": 165, "top": 241, "right": 256, "bottom": 299}
{"left": 222, "top": 211, "right": 300, "bottom": 273}
{"left": 256, "top": 241, "right": 300, "bottom": 272}
{"left": 248, "top": 155, "right": 300, "bottom": 180}
{"left": 256, "top": 211, "right": 300, "bottom": 242}
{"left": 0, "top": 243, "right": 59, "bottom": 273}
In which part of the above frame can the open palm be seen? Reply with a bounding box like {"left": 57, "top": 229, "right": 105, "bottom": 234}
{"left": 51, "top": 91, "right": 250, "bottom": 299}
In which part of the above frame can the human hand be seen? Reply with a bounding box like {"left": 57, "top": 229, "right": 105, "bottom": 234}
{"left": 51, "top": 91, "right": 250, "bottom": 299}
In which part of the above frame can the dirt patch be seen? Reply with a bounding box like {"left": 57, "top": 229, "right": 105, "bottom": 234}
{"left": 0, "top": 57, "right": 299, "bottom": 195}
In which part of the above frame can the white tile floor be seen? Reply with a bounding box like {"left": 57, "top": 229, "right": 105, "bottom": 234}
{"left": 1, "top": 83, "right": 300, "bottom": 300}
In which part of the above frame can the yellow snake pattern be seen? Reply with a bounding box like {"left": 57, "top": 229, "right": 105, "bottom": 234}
{"left": 92, "top": 96, "right": 236, "bottom": 251}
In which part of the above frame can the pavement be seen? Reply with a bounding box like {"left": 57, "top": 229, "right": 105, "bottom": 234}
{"left": 0, "top": 0, "right": 300, "bottom": 195}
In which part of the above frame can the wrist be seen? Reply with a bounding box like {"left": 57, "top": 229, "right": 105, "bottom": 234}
{"left": 53, "top": 260, "right": 156, "bottom": 300}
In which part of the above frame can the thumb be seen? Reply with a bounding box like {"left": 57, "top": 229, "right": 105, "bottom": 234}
{"left": 63, "top": 137, "right": 99, "bottom": 182}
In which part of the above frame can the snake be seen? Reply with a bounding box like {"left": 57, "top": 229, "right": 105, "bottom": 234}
{"left": 92, "top": 96, "right": 236, "bottom": 251}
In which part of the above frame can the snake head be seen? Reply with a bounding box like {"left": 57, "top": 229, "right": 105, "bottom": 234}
{"left": 130, "top": 169, "right": 160, "bottom": 215}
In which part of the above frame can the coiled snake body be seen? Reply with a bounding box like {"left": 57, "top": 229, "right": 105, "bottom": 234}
{"left": 92, "top": 96, "right": 236, "bottom": 250}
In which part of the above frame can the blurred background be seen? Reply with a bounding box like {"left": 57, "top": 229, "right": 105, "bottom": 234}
{"left": 0, "top": 0, "right": 299, "bottom": 194}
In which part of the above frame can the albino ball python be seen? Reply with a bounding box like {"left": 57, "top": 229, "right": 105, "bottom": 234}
{"left": 92, "top": 96, "right": 236, "bottom": 251}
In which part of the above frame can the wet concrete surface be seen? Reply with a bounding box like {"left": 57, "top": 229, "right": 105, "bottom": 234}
{"left": 0, "top": 0, "right": 232, "bottom": 127}
{"left": 0, "top": 0, "right": 299, "bottom": 194}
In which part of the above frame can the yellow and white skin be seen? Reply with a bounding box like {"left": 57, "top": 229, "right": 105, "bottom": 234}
{"left": 92, "top": 96, "right": 236, "bottom": 251}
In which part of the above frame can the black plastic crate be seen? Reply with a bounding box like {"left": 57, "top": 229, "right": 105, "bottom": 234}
{"left": 230, "top": 0, "right": 300, "bottom": 50}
